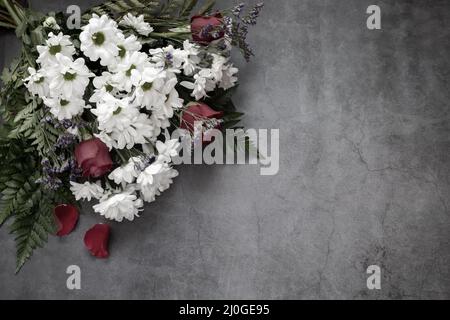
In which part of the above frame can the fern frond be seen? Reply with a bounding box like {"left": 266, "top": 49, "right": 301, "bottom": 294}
{"left": 180, "top": 0, "right": 198, "bottom": 18}
{"left": 11, "top": 188, "right": 56, "bottom": 273}
{"left": 197, "top": 0, "right": 215, "bottom": 15}
{"left": 82, "top": 0, "right": 161, "bottom": 22}
{"left": 0, "top": 173, "right": 38, "bottom": 226}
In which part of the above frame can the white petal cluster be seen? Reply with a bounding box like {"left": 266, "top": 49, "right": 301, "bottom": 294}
{"left": 24, "top": 67, "right": 49, "bottom": 98}
{"left": 137, "top": 161, "right": 179, "bottom": 202}
{"left": 119, "top": 13, "right": 154, "bottom": 36}
{"left": 46, "top": 54, "right": 94, "bottom": 99}
{"left": 93, "top": 189, "right": 143, "bottom": 222}
{"left": 108, "top": 157, "right": 141, "bottom": 185}
{"left": 43, "top": 96, "right": 87, "bottom": 120}
{"left": 80, "top": 14, "right": 120, "bottom": 66}
{"left": 70, "top": 181, "right": 104, "bottom": 201}
{"left": 24, "top": 32, "right": 91, "bottom": 120}
{"left": 181, "top": 53, "right": 239, "bottom": 100}
{"left": 36, "top": 32, "right": 75, "bottom": 66}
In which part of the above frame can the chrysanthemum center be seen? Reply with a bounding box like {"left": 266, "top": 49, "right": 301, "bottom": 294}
{"left": 92, "top": 32, "right": 105, "bottom": 46}
{"left": 105, "top": 84, "right": 114, "bottom": 92}
{"left": 49, "top": 44, "right": 62, "bottom": 55}
{"left": 60, "top": 99, "right": 70, "bottom": 107}
{"left": 141, "top": 82, "right": 153, "bottom": 91}
{"left": 63, "top": 72, "right": 77, "bottom": 81}
{"left": 113, "top": 107, "right": 122, "bottom": 115}
{"left": 118, "top": 45, "right": 126, "bottom": 58}
{"left": 126, "top": 65, "right": 136, "bottom": 77}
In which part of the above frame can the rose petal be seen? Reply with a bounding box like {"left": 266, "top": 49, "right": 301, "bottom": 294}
{"left": 180, "top": 102, "right": 223, "bottom": 132}
{"left": 75, "top": 139, "right": 100, "bottom": 168}
{"left": 191, "top": 13, "right": 224, "bottom": 44}
{"left": 75, "top": 138, "right": 113, "bottom": 178}
{"left": 84, "top": 224, "right": 110, "bottom": 258}
{"left": 54, "top": 204, "right": 79, "bottom": 237}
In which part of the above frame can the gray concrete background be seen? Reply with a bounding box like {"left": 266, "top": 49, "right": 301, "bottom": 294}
{"left": 1, "top": 0, "right": 449, "bottom": 299}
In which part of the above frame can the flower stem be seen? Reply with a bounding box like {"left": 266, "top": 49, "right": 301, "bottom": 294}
{"left": 0, "top": 0, "right": 21, "bottom": 27}
{"left": 0, "top": 20, "right": 15, "bottom": 28}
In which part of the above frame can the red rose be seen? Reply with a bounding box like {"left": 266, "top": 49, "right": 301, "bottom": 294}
{"left": 54, "top": 204, "right": 79, "bottom": 237}
{"left": 84, "top": 224, "right": 110, "bottom": 259}
{"left": 74, "top": 138, "right": 113, "bottom": 178}
{"left": 191, "top": 13, "right": 225, "bottom": 44}
{"left": 180, "top": 102, "right": 224, "bottom": 133}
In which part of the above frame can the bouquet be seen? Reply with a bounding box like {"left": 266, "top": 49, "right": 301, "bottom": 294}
{"left": 0, "top": 0, "right": 263, "bottom": 272}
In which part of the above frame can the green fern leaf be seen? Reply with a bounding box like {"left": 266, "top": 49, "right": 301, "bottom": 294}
{"left": 11, "top": 189, "right": 56, "bottom": 273}
{"left": 180, "top": 0, "right": 198, "bottom": 17}
{"left": 197, "top": 0, "right": 215, "bottom": 15}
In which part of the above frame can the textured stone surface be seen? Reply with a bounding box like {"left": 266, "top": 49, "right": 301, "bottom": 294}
{"left": 0, "top": 0, "right": 449, "bottom": 299}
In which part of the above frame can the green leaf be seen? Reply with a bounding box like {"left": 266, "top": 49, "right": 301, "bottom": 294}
{"left": 180, "top": 0, "right": 198, "bottom": 17}
{"left": 12, "top": 190, "right": 57, "bottom": 273}
{"left": 197, "top": 0, "right": 215, "bottom": 15}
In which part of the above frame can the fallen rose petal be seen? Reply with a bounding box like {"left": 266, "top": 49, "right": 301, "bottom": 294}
{"left": 84, "top": 224, "right": 110, "bottom": 258}
{"left": 54, "top": 204, "right": 79, "bottom": 237}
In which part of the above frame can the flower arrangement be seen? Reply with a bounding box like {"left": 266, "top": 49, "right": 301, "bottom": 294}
{"left": 0, "top": 0, "right": 263, "bottom": 271}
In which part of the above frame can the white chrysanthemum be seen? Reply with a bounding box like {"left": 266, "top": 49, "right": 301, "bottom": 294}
{"left": 149, "top": 45, "right": 184, "bottom": 72}
{"left": 137, "top": 161, "right": 178, "bottom": 203}
{"left": 107, "top": 33, "right": 142, "bottom": 72}
{"left": 165, "top": 87, "right": 183, "bottom": 110}
{"left": 108, "top": 157, "right": 141, "bottom": 184}
{"left": 119, "top": 13, "right": 154, "bottom": 36}
{"left": 89, "top": 72, "right": 120, "bottom": 103}
{"left": 148, "top": 87, "right": 183, "bottom": 137}
{"left": 181, "top": 68, "right": 216, "bottom": 100}
{"left": 92, "top": 95, "right": 156, "bottom": 149}
{"left": 134, "top": 66, "right": 168, "bottom": 109}
{"left": 80, "top": 14, "right": 120, "bottom": 66}
{"left": 156, "top": 138, "right": 180, "bottom": 163}
{"left": 93, "top": 190, "right": 143, "bottom": 222}
{"left": 181, "top": 40, "right": 200, "bottom": 76}
{"left": 211, "top": 54, "right": 239, "bottom": 89}
{"left": 91, "top": 94, "right": 137, "bottom": 132}
{"left": 219, "top": 63, "right": 239, "bottom": 90}
{"left": 36, "top": 32, "right": 75, "bottom": 66}
{"left": 47, "top": 54, "right": 94, "bottom": 99}
{"left": 43, "top": 96, "right": 87, "bottom": 120}
{"left": 111, "top": 51, "right": 150, "bottom": 92}
{"left": 24, "top": 67, "right": 49, "bottom": 98}
{"left": 109, "top": 112, "right": 155, "bottom": 148}
{"left": 70, "top": 181, "right": 104, "bottom": 201}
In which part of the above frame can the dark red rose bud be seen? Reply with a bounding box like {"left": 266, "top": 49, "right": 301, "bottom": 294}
{"left": 75, "top": 138, "right": 113, "bottom": 178}
{"left": 54, "top": 204, "right": 79, "bottom": 237}
{"left": 180, "top": 102, "right": 224, "bottom": 133}
{"left": 191, "top": 13, "right": 225, "bottom": 45}
{"left": 84, "top": 224, "right": 110, "bottom": 259}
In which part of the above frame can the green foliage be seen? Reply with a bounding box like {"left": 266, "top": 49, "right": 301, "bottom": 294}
{"left": 197, "top": 0, "right": 215, "bottom": 15}
{"left": 0, "top": 129, "right": 63, "bottom": 272}
{"left": 82, "top": 0, "right": 211, "bottom": 23}
{"left": 0, "top": 12, "right": 66, "bottom": 271}
{"left": 11, "top": 188, "right": 57, "bottom": 273}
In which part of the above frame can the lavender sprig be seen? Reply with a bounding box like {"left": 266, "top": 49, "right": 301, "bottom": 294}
{"left": 225, "top": 2, "right": 264, "bottom": 61}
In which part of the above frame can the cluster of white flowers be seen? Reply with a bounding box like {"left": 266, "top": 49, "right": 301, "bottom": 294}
{"left": 180, "top": 53, "right": 238, "bottom": 100}
{"left": 70, "top": 135, "right": 180, "bottom": 222}
{"left": 25, "top": 13, "right": 239, "bottom": 223}
{"left": 24, "top": 31, "right": 93, "bottom": 121}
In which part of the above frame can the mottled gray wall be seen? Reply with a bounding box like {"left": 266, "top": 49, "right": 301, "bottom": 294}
{"left": 1, "top": 0, "right": 449, "bottom": 299}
